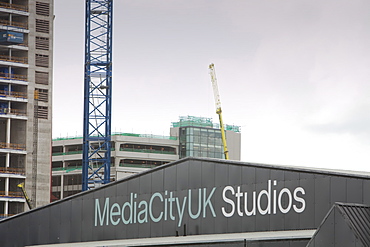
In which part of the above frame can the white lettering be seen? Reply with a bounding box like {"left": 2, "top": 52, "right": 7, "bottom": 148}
{"left": 278, "top": 188, "right": 292, "bottom": 214}
{"left": 257, "top": 180, "right": 271, "bottom": 215}
{"left": 293, "top": 187, "right": 306, "bottom": 213}
{"left": 95, "top": 198, "right": 109, "bottom": 226}
{"left": 222, "top": 186, "right": 235, "bottom": 217}
{"left": 176, "top": 196, "right": 187, "bottom": 227}
{"left": 110, "top": 203, "right": 121, "bottom": 226}
{"left": 149, "top": 192, "right": 163, "bottom": 222}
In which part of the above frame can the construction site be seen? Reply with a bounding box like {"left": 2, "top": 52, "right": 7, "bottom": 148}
{"left": 0, "top": 0, "right": 52, "bottom": 218}
{"left": 0, "top": 0, "right": 369, "bottom": 246}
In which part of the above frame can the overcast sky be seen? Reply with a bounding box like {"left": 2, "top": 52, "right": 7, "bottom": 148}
{"left": 53, "top": 0, "right": 370, "bottom": 171}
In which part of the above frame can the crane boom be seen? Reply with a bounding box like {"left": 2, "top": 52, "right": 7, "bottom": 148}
{"left": 209, "top": 63, "right": 229, "bottom": 160}
{"left": 17, "top": 183, "right": 32, "bottom": 210}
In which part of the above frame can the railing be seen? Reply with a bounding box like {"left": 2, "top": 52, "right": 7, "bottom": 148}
{"left": 0, "top": 72, "right": 27, "bottom": 81}
{"left": 0, "top": 191, "right": 23, "bottom": 198}
{"left": 52, "top": 148, "right": 116, "bottom": 156}
{"left": 0, "top": 55, "right": 27, "bottom": 64}
{"left": 52, "top": 163, "right": 114, "bottom": 172}
{"left": 52, "top": 166, "right": 82, "bottom": 172}
{"left": 119, "top": 163, "right": 160, "bottom": 169}
{"left": 113, "top": 132, "right": 178, "bottom": 140}
{"left": 52, "top": 150, "right": 83, "bottom": 156}
{"left": 0, "top": 214, "right": 15, "bottom": 219}
{"left": 120, "top": 148, "right": 176, "bottom": 155}
{"left": 0, "top": 2, "right": 28, "bottom": 12}
{"left": 0, "top": 19, "right": 28, "bottom": 29}
{"left": 0, "top": 90, "right": 27, "bottom": 99}
{"left": 0, "top": 142, "right": 26, "bottom": 151}
{"left": 0, "top": 167, "right": 25, "bottom": 175}
{"left": 0, "top": 108, "right": 27, "bottom": 116}
{"left": 53, "top": 133, "right": 178, "bottom": 141}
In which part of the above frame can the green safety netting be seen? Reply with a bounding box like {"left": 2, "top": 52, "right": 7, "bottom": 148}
{"left": 172, "top": 116, "right": 241, "bottom": 133}
{"left": 53, "top": 133, "right": 177, "bottom": 142}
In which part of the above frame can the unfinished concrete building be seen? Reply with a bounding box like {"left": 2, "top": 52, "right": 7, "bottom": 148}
{"left": 52, "top": 116, "right": 241, "bottom": 202}
{"left": 0, "top": 0, "right": 53, "bottom": 218}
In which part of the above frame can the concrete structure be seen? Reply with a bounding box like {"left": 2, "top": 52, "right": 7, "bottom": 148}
{"left": 51, "top": 116, "right": 241, "bottom": 202}
{"left": 1, "top": 157, "right": 370, "bottom": 246}
{"left": 0, "top": 0, "right": 53, "bottom": 217}
{"left": 52, "top": 133, "right": 179, "bottom": 201}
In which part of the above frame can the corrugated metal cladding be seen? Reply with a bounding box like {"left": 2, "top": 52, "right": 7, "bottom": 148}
{"left": 1, "top": 157, "right": 370, "bottom": 247}
{"left": 307, "top": 203, "right": 370, "bottom": 247}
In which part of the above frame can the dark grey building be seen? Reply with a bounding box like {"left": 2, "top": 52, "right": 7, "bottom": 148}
{"left": 0, "top": 157, "right": 369, "bottom": 246}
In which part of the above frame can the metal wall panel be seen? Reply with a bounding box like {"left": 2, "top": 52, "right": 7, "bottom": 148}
{"left": 363, "top": 180, "right": 370, "bottom": 205}
{"left": 177, "top": 162, "right": 189, "bottom": 190}
{"left": 189, "top": 160, "right": 202, "bottom": 189}
{"left": 284, "top": 179, "right": 300, "bottom": 230}
{"left": 60, "top": 200, "right": 72, "bottom": 241}
{"left": 164, "top": 165, "right": 177, "bottom": 190}
{"left": 215, "top": 162, "right": 228, "bottom": 187}
{"left": 347, "top": 178, "right": 363, "bottom": 203}
{"left": 2, "top": 158, "right": 370, "bottom": 246}
{"left": 314, "top": 175, "right": 331, "bottom": 226}
{"left": 299, "top": 172, "right": 315, "bottom": 229}
{"left": 140, "top": 173, "right": 152, "bottom": 194}
{"left": 151, "top": 168, "right": 164, "bottom": 192}
{"left": 330, "top": 176, "right": 346, "bottom": 205}
{"left": 70, "top": 198, "right": 82, "bottom": 242}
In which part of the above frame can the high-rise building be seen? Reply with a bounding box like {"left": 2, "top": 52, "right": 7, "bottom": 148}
{"left": 170, "top": 116, "right": 241, "bottom": 160}
{"left": 0, "top": 0, "right": 53, "bottom": 218}
{"left": 51, "top": 116, "right": 241, "bottom": 201}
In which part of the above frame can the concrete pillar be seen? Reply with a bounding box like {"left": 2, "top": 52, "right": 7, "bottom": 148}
{"left": 60, "top": 174, "right": 64, "bottom": 199}
{"left": 6, "top": 118, "right": 10, "bottom": 144}
{"left": 5, "top": 153, "right": 9, "bottom": 169}
{"left": 5, "top": 177, "right": 9, "bottom": 196}
{"left": 4, "top": 201, "right": 8, "bottom": 215}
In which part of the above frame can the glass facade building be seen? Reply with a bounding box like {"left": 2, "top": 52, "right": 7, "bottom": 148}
{"left": 172, "top": 116, "right": 241, "bottom": 159}
{"left": 179, "top": 127, "right": 223, "bottom": 159}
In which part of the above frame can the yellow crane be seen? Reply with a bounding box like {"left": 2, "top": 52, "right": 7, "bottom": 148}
{"left": 17, "top": 182, "right": 32, "bottom": 210}
{"left": 209, "top": 63, "right": 229, "bottom": 160}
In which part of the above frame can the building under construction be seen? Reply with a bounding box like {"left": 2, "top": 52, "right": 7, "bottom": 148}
{"left": 0, "top": 0, "right": 53, "bottom": 218}
{"left": 51, "top": 116, "right": 241, "bottom": 201}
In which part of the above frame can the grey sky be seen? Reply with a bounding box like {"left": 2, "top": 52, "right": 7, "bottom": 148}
{"left": 53, "top": 0, "right": 370, "bottom": 171}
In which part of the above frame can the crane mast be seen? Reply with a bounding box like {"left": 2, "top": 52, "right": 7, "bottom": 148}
{"left": 82, "top": 0, "right": 113, "bottom": 191}
{"left": 209, "top": 63, "right": 229, "bottom": 160}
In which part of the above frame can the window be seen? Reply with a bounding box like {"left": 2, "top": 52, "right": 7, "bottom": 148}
{"left": 36, "top": 37, "right": 49, "bottom": 50}
{"left": 35, "top": 88, "right": 48, "bottom": 102}
{"left": 36, "top": 106, "right": 48, "bottom": 119}
{"left": 36, "top": 2, "right": 50, "bottom": 16}
{"left": 35, "top": 54, "right": 49, "bottom": 67}
{"left": 36, "top": 19, "right": 49, "bottom": 33}
{"left": 64, "top": 174, "right": 82, "bottom": 186}
{"left": 35, "top": 71, "right": 48, "bottom": 85}
{"left": 52, "top": 176, "right": 61, "bottom": 186}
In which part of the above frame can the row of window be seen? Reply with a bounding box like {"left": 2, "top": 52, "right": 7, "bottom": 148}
{"left": 35, "top": 1, "right": 51, "bottom": 118}
{"left": 36, "top": 2, "right": 50, "bottom": 17}
{"left": 52, "top": 174, "right": 81, "bottom": 187}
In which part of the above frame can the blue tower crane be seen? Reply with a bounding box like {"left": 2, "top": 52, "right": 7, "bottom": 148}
{"left": 82, "top": 0, "right": 113, "bottom": 191}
